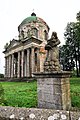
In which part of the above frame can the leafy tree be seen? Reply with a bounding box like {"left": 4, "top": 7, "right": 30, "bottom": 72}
{"left": 59, "top": 45, "right": 75, "bottom": 71}
{"left": 60, "top": 11, "right": 80, "bottom": 76}
{"left": 76, "top": 11, "right": 80, "bottom": 21}
{"left": 64, "top": 22, "right": 78, "bottom": 72}
{"left": 74, "top": 22, "right": 80, "bottom": 75}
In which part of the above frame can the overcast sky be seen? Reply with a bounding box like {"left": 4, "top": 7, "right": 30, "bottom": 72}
{"left": 0, "top": 0, "right": 80, "bottom": 74}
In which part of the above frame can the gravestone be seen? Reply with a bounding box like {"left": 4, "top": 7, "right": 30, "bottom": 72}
{"left": 34, "top": 32, "right": 71, "bottom": 110}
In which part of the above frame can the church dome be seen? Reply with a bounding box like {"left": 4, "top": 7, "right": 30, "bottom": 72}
{"left": 19, "top": 12, "right": 49, "bottom": 29}
{"left": 18, "top": 13, "right": 49, "bottom": 40}
{"left": 20, "top": 14, "right": 37, "bottom": 26}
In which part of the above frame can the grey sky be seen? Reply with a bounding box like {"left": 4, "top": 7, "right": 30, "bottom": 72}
{"left": 0, "top": 0, "right": 80, "bottom": 74}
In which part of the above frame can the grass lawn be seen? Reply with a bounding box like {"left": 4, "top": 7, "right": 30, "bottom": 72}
{"left": 0, "top": 77, "right": 80, "bottom": 108}
{"left": 0, "top": 81, "right": 37, "bottom": 108}
{"left": 70, "top": 77, "right": 80, "bottom": 108}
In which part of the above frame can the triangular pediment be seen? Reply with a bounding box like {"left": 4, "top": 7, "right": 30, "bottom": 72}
{"left": 22, "top": 36, "right": 43, "bottom": 45}
{"left": 7, "top": 39, "right": 20, "bottom": 50}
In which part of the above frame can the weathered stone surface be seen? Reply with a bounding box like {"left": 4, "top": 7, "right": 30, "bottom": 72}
{"left": 70, "top": 111, "right": 80, "bottom": 120}
{"left": 44, "top": 32, "right": 61, "bottom": 72}
{"left": 34, "top": 71, "right": 71, "bottom": 110}
{"left": 0, "top": 106, "right": 70, "bottom": 120}
{"left": 0, "top": 106, "right": 80, "bottom": 120}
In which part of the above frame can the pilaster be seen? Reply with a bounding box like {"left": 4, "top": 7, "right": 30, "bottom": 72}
{"left": 37, "top": 48, "right": 40, "bottom": 72}
{"left": 31, "top": 47, "right": 35, "bottom": 76}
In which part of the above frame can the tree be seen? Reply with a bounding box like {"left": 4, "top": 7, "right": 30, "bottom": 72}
{"left": 59, "top": 45, "right": 75, "bottom": 71}
{"left": 0, "top": 73, "right": 4, "bottom": 78}
{"left": 59, "top": 11, "right": 80, "bottom": 76}
{"left": 60, "top": 20, "right": 80, "bottom": 76}
{"left": 76, "top": 11, "right": 80, "bottom": 21}
{"left": 73, "top": 11, "right": 80, "bottom": 76}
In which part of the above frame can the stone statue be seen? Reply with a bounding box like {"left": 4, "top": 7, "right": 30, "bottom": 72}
{"left": 44, "top": 32, "right": 61, "bottom": 72}
{"left": 21, "top": 30, "right": 25, "bottom": 39}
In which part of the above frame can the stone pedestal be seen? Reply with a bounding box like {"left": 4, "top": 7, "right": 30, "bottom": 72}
{"left": 34, "top": 71, "right": 71, "bottom": 110}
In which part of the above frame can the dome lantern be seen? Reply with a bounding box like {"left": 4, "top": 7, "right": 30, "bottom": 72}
{"left": 31, "top": 12, "right": 36, "bottom": 16}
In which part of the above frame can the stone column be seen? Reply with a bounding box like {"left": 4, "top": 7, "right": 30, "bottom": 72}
{"left": 4, "top": 57, "right": 7, "bottom": 77}
{"left": 24, "top": 52, "right": 27, "bottom": 77}
{"left": 21, "top": 50, "right": 24, "bottom": 77}
{"left": 6, "top": 57, "right": 9, "bottom": 77}
{"left": 7, "top": 56, "right": 9, "bottom": 77}
{"left": 8, "top": 55, "right": 11, "bottom": 77}
{"left": 31, "top": 47, "right": 35, "bottom": 76}
{"left": 26, "top": 48, "right": 30, "bottom": 77}
{"left": 11, "top": 54, "right": 14, "bottom": 78}
{"left": 8, "top": 56, "right": 10, "bottom": 77}
{"left": 17, "top": 51, "right": 20, "bottom": 78}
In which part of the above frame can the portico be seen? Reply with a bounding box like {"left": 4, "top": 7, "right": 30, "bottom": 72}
{"left": 4, "top": 45, "right": 40, "bottom": 78}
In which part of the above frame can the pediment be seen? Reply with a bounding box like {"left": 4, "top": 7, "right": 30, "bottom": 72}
{"left": 7, "top": 39, "right": 20, "bottom": 50}
{"left": 22, "top": 36, "right": 43, "bottom": 45}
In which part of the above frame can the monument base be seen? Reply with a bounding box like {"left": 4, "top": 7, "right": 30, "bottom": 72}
{"left": 34, "top": 71, "right": 71, "bottom": 110}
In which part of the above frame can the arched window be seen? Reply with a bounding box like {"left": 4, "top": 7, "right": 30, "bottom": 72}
{"left": 44, "top": 30, "right": 48, "bottom": 40}
{"left": 32, "top": 28, "right": 38, "bottom": 38}
{"left": 35, "top": 53, "right": 37, "bottom": 65}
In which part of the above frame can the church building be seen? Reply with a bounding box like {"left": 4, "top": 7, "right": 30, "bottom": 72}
{"left": 3, "top": 13, "right": 49, "bottom": 78}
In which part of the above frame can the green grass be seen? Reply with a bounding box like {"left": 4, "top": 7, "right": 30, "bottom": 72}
{"left": 0, "top": 81, "right": 37, "bottom": 108}
{"left": 0, "top": 77, "right": 80, "bottom": 108}
{"left": 70, "top": 77, "right": 80, "bottom": 108}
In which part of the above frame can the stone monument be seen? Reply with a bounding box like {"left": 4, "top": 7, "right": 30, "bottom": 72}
{"left": 44, "top": 32, "right": 61, "bottom": 71}
{"left": 34, "top": 32, "right": 71, "bottom": 110}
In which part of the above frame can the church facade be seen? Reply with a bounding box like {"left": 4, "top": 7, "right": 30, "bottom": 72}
{"left": 3, "top": 13, "right": 49, "bottom": 78}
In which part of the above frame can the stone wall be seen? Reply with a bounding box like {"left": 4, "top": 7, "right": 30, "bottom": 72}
{"left": 0, "top": 106, "right": 80, "bottom": 120}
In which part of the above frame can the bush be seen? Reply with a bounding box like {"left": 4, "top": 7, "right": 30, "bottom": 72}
{"left": 71, "top": 70, "right": 77, "bottom": 77}
{"left": 0, "top": 83, "right": 4, "bottom": 105}
{"left": 0, "top": 74, "right": 4, "bottom": 78}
